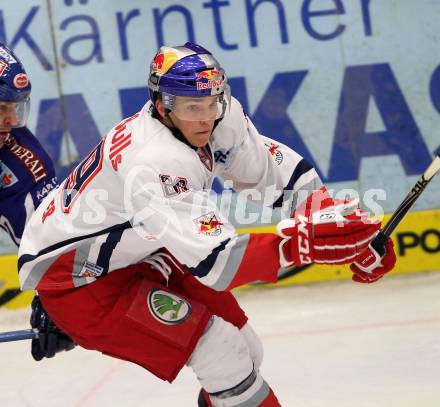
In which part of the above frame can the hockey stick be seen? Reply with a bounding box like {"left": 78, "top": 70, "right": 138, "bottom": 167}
{"left": 0, "top": 328, "right": 37, "bottom": 343}
{"left": 354, "top": 153, "right": 440, "bottom": 273}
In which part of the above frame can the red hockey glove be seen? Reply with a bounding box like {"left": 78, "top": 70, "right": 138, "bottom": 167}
{"left": 277, "top": 198, "right": 381, "bottom": 267}
{"left": 350, "top": 232, "right": 397, "bottom": 283}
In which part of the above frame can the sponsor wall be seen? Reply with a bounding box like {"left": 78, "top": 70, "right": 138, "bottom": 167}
{"left": 0, "top": 0, "right": 439, "bottom": 306}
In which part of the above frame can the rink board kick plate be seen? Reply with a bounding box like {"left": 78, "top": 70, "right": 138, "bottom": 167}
{"left": 0, "top": 255, "right": 34, "bottom": 309}
{"left": 1, "top": 208, "right": 439, "bottom": 308}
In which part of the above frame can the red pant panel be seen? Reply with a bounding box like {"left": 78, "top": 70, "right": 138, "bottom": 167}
{"left": 39, "top": 262, "right": 247, "bottom": 382}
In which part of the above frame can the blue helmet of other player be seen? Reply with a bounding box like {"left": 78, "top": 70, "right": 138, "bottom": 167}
{"left": 0, "top": 44, "right": 31, "bottom": 130}
{"left": 148, "top": 42, "right": 231, "bottom": 122}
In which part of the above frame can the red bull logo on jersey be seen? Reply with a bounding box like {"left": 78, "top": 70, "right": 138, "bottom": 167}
{"left": 194, "top": 211, "right": 223, "bottom": 236}
{"left": 196, "top": 69, "right": 223, "bottom": 91}
{"left": 265, "top": 142, "right": 283, "bottom": 166}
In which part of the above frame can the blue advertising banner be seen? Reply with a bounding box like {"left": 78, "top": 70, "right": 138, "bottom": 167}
{"left": 0, "top": 0, "right": 439, "bottom": 252}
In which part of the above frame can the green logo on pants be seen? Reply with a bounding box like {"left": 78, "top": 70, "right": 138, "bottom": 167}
{"left": 148, "top": 289, "right": 192, "bottom": 325}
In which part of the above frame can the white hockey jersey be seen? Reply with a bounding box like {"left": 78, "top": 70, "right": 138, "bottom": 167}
{"left": 18, "top": 97, "right": 322, "bottom": 291}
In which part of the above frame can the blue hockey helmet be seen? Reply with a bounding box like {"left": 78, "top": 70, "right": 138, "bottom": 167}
{"left": 148, "top": 42, "right": 231, "bottom": 122}
{"left": 0, "top": 44, "right": 31, "bottom": 129}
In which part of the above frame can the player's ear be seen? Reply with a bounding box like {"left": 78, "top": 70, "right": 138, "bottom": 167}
{"left": 155, "top": 99, "right": 166, "bottom": 119}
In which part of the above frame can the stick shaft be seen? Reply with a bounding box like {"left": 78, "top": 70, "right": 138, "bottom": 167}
{"left": 0, "top": 329, "right": 38, "bottom": 343}
{"left": 354, "top": 153, "right": 440, "bottom": 271}
{"left": 382, "top": 154, "right": 440, "bottom": 238}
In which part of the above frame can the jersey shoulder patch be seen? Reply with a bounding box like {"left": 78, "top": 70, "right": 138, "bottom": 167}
{"left": 0, "top": 162, "right": 18, "bottom": 189}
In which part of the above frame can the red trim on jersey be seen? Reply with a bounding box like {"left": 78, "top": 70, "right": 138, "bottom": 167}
{"left": 227, "top": 233, "right": 280, "bottom": 290}
{"left": 35, "top": 250, "right": 76, "bottom": 290}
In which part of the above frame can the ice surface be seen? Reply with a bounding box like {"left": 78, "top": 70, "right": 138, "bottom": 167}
{"left": 1, "top": 272, "right": 440, "bottom": 407}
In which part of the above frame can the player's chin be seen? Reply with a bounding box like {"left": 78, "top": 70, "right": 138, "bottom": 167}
{"left": 192, "top": 131, "right": 211, "bottom": 147}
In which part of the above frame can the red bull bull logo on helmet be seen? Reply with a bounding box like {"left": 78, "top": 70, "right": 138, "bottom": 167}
{"left": 194, "top": 211, "right": 223, "bottom": 236}
{"left": 196, "top": 69, "right": 223, "bottom": 91}
{"left": 151, "top": 51, "right": 178, "bottom": 74}
{"left": 196, "top": 69, "right": 221, "bottom": 80}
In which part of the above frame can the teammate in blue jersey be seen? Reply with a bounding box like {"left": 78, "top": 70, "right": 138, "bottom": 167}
{"left": 0, "top": 44, "right": 75, "bottom": 360}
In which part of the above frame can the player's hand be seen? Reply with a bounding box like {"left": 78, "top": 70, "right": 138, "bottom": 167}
{"left": 277, "top": 198, "right": 381, "bottom": 267}
{"left": 30, "top": 295, "right": 76, "bottom": 361}
{"left": 350, "top": 232, "right": 397, "bottom": 283}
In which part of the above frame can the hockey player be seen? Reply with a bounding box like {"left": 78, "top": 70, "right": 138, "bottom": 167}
{"left": 0, "top": 44, "right": 75, "bottom": 361}
{"left": 18, "top": 42, "right": 396, "bottom": 406}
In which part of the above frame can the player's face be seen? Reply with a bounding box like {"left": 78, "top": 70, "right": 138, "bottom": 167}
{"left": 0, "top": 102, "right": 18, "bottom": 147}
{"left": 0, "top": 102, "right": 19, "bottom": 130}
{"left": 169, "top": 113, "right": 215, "bottom": 148}
{"left": 156, "top": 97, "right": 217, "bottom": 147}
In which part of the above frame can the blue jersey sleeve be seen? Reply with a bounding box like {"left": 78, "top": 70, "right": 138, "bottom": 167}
{"left": 0, "top": 127, "right": 58, "bottom": 245}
